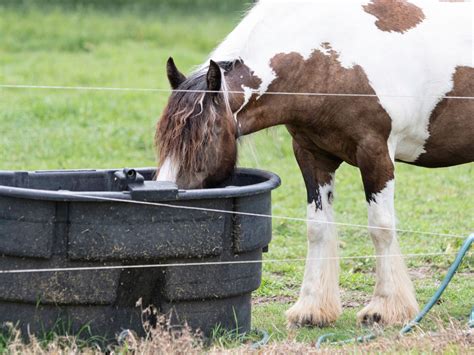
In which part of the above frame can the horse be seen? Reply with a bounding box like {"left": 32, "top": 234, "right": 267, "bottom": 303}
{"left": 155, "top": 0, "right": 473, "bottom": 327}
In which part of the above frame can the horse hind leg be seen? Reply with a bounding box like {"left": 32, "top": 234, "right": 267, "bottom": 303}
{"left": 356, "top": 141, "right": 419, "bottom": 325}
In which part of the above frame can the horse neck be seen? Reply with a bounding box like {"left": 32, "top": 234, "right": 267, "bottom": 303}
{"left": 233, "top": 93, "right": 292, "bottom": 135}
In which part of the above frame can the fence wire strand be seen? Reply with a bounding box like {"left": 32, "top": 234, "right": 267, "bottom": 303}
{"left": 59, "top": 192, "right": 468, "bottom": 239}
{"left": 0, "top": 252, "right": 460, "bottom": 275}
{"left": 1, "top": 83, "right": 474, "bottom": 100}
{"left": 1, "top": 83, "right": 471, "bottom": 275}
{"left": 0, "top": 191, "right": 469, "bottom": 275}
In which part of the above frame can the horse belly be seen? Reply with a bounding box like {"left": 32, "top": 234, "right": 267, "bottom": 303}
{"left": 413, "top": 106, "right": 473, "bottom": 168}
{"left": 411, "top": 66, "right": 474, "bottom": 168}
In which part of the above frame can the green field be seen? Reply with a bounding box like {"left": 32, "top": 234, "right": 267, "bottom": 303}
{"left": 0, "top": 2, "right": 472, "bottom": 353}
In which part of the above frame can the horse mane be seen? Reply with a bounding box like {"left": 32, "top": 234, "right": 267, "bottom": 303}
{"left": 155, "top": 64, "right": 234, "bottom": 181}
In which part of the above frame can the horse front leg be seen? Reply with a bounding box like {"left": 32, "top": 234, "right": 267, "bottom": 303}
{"left": 286, "top": 141, "right": 342, "bottom": 327}
{"left": 356, "top": 141, "right": 419, "bottom": 325}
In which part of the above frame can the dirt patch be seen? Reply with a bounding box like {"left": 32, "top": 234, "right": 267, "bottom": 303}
{"left": 253, "top": 290, "right": 370, "bottom": 309}
{"left": 253, "top": 295, "right": 296, "bottom": 306}
{"left": 409, "top": 266, "right": 434, "bottom": 280}
{"left": 341, "top": 289, "right": 371, "bottom": 308}
{"left": 407, "top": 266, "right": 474, "bottom": 280}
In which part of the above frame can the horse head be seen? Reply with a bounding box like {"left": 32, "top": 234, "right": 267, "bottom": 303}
{"left": 155, "top": 58, "right": 238, "bottom": 189}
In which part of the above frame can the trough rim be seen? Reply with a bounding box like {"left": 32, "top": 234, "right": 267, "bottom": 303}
{"left": 0, "top": 167, "right": 281, "bottom": 202}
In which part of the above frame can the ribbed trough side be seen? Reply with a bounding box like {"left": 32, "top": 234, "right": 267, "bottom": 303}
{"left": 0, "top": 168, "right": 280, "bottom": 339}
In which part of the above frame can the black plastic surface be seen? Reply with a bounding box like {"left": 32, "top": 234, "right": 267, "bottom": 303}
{"left": 0, "top": 167, "right": 280, "bottom": 339}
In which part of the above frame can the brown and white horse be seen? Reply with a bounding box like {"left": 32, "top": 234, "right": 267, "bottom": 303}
{"left": 155, "top": 0, "right": 473, "bottom": 327}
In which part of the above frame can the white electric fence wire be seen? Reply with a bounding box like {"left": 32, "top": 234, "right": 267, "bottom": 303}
{"left": 0, "top": 194, "right": 467, "bottom": 275}
{"left": 0, "top": 252, "right": 458, "bottom": 275}
{"left": 0, "top": 85, "right": 470, "bottom": 238}
{"left": 1, "top": 84, "right": 474, "bottom": 100}
{"left": 60, "top": 192, "right": 467, "bottom": 239}
{"left": 0, "top": 86, "right": 471, "bottom": 275}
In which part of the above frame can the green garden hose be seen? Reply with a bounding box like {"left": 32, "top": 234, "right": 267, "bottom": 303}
{"left": 251, "top": 328, "right": 270, "bottom": 349}
{"left": 469, "top": 307, "right": 474, "bottom": 328}
{"left": 317, "top": 233, "right": 473, "bottom": 348}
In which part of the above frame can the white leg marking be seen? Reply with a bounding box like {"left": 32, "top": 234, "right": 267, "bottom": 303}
{"left": 286, "top": 180, "right": 342, "bottom": 327}
{"left": 357, "top": 180, "right": 419, "bottom": 324}
{"left": 156, "top": 157, "right": 178, "bottom": 183}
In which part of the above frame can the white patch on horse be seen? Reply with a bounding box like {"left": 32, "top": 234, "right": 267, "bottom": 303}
{"left": 156, "top": 157, "right": 178, "bottom": 182}
{"left": 218, "top": 66, "right": 236, "bottom": 124}
{"left": 286, "top": 180, "right": 342, "bottom": 326}
{"left": 358, "top": 179, "right": 419, "bottom": 323}
{"left": 210, "top": 0, "right": 472, "bottom": 162}
{"left": 233, "top": 86, "right": 253, "bottom": 122}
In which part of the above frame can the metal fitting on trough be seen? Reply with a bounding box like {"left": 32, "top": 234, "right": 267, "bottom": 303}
{"left": 114, "top": 168, "right": 178, "bottom": 201}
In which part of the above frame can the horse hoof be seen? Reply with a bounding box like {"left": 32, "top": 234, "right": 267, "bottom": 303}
{"left": 286, "top": 299, "right": 341, "bottom": 328}
{"left": 361, "top": 312, "right": 383, "bottom": 325}
{"left": 357, "top": 296, "right": 418, "bottom": 326}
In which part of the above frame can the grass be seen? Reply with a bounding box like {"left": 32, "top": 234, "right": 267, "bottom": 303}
{"left": 0, "top": 2, "right": 473, "bottom": 353}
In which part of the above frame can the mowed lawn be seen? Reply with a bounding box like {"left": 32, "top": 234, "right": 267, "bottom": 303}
{"left": 0, "top": 2, "right": 472, "bottom": 352}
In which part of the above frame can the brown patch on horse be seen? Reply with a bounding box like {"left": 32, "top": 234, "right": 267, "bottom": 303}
{"left": 415, "top": 66, "right": 474, "bottom": 167}
{"left": 234, "top": 46, "right": 394, "bottom": 199}
{"left": 363, "top": 0, "right": 425, "bottom": 33}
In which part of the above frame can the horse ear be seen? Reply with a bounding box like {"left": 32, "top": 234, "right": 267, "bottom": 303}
{"left": 167, "top": 57, "right": 186, "bottom": 89}
{"left": 206, "top": 60, "right": 221, "bottom": 93}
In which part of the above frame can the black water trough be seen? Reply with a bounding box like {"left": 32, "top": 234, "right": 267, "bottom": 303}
{"left": 0, "top": 167, "right": 280, "bottom": 339}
